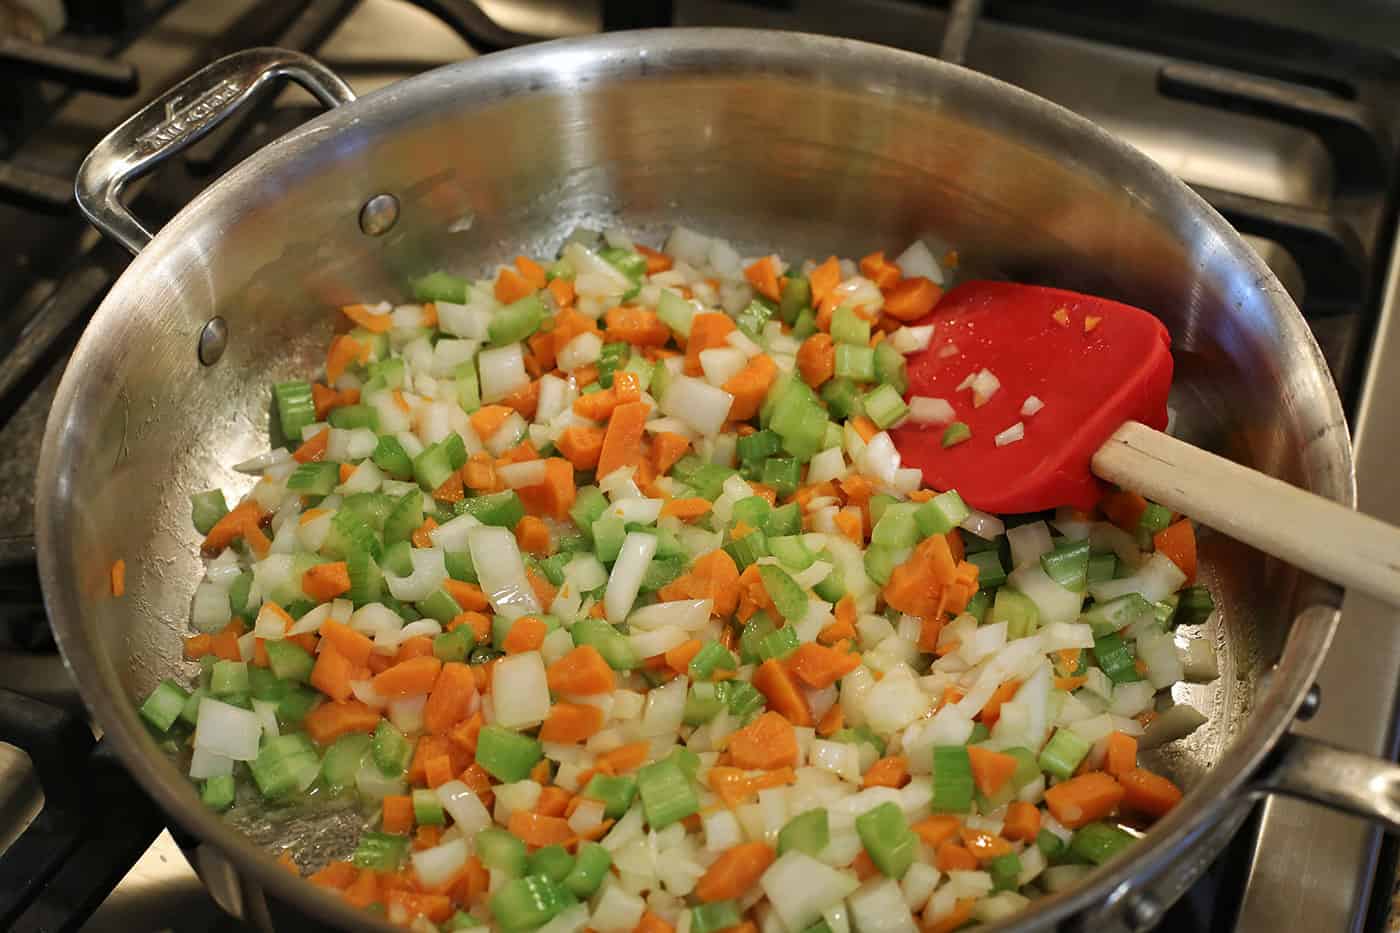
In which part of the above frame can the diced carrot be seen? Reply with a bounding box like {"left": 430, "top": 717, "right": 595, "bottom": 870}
{"left": 659, "top": 497, "right": 711, "bottom": 521}
{"left": 341, "top": 868, "right": 380, "bottom": 909}
{"left": 694, "top": 842, "right": 776, "bottom": 902}
{"left": 816, "top": 702, "right": 844, "bottom": 736}
{"left": 547, "top": 645, "right": 617, "bottom": 695}
{"left": 658, "top": 548, "right": 741, "bottom": 619}
{"left": 935, "top": 840, "right": 979, "bottom": 872}
{"left": 1100, "top": 490, "right": 1148, "bottom": 533}
{"left": 107, "top": 558, "right": 127, "bottom": 597}
{"left": 833, "top": 509, "right": 864, "bottom": 544}
{"left": 862, "top": 755, "right": 909, "bottom": 789}
{"left": 337, "top": 463, "right": 355, "bottom": 485}
{"left": 527, "top": 569, "right": 557, "bottom": 609}
{"left": 508, "top": 810, "right": 573, "bottom": 847}
{"left": 1003, "top": 801, "right": 1042, "bottom": 842}
{"left": 966, "top": 746, "right": 1020, "bottom": 797}
{"left": 721, "top": 354, "right": 778, "bottom": 422}
{"left": 395, "top": 635, "right": 435, "bottom": 663}
{"left": 795, "top": 333, "right": 836, "bottom": 388}
{"left": 912, "top": 815, "right": 961, "bottom": 848}
{"left": 442, "top": 579, "right": 489, "bottom": 612}
{"left": 1119, "top": 768, "right": 1184, "bottom": 818}
{"left": 515, "top": 515, "right": 553, "bottom": 556}
{"left": 743, "top": 257, "right": 782, "bottom": 303}
{"left": 1153, "top": 520, "right": 1198, "bottom": 584}
{"left": 540, "top": 702, "right": 605, "bottom": 743}
{"left": 301, "top": 561, "right": 350, "bottom": 603}
{"left": 385, "top": 890, "right": 454, "bottom": 924}
{"left": 501, "top": 378, "right": 541, "bottom": 420}
{"left": 604, "top": 306, "right": 670, "bottom": 347}
{"left": 858, "top": 251, "right": 901, "bottom": 290}
{"left": 597, "top": 400, "right": 651, "bottom": 480}
{"left": 918, "top": 617, "right": 946, "bottom": 654}
{"left": 319, "top": 618, "right": 374, "bottom": 668}
{"left": 515, "top": 458, "right": 577, "bottom": 521}
{"left": 183, "top": 633, "right": 214, "bottom": 660}
{"left": 651, "top": 431, "right": 691, "bottom": 475}
{"left": 573, "top": 387, "right": 620, "bottom": 422}
{"left": 594, "top": 741, "right": 650, "bottom": 775}
{"left": 684, "top": 313, "right": 737, "bottom": 376}
{"left": 423, "top": 754, "right": 456, "bottom": 789}
{"left": 1044, "top": 771, "right": 1126, "bottom": 829}
{"left": 293, "top": 428, "right": 330, "bottom": 463}
{"left": 978, "top": 679, "right": 1021, "bottom": 729}
{"left": 850, "top": 849, "right": 879, "bottom": 881}
{"left": 627, "top": 243, "right": 670, "bottom": 275}
{"left": 883, "top": 532, "right": 959, "bottom": 617}
{"left": 1105, "top": 731, "right": 1138, "bottom": 778}
{"left": 495, "top": 265, "right": 536, "bottom": 304}
{"left": 735, "top": 563, "right": 777, "bottom": 624}
{"left": 326, "top": 334, "right": 369, "bottom": 384}
{"left": 514, "top": 255, "right": 547, "bottom": 289}
{"left": 309, "top": 861, "right": 358, "bottom": 890}
{"left": 469, "top": 405, "right": 514, "bottom": 444}
{"left": 310, "top": 642, "right": 358, "bottom": 702}
{"left": 556, "top": 425, "right": 606, "bottom": 471}
{"left": 635, "top": 910, "right": 676, "bottom": 933}
{"left": 382, "top": 794, "right": 414, "bottom": 834}
{"left": 422, "top": 662, "right": 478, "bottom": 735}
{"left": 414, "top": 825, "right": 445, "bottom": 851}
{"left": 785, "top": 642, "right": 861, "bottom": 690}
{"left": 752, "top": 659, "right": 813, "bottom": 726}
{"left": 808, "top": 257, "right": 841, "bottom": 312}
{"left": 881, "top": 276, "right": 942, "bottom": 322}
{"left": 664, "top": 639, "right": 704, "bottom": 674}
{"left": 727, "top": 711, "right": 798, "bottom": 770}
{"left": 371, "top": 655, "right": 442, "bottom": 698}
{"left": 534, "top": 785, "right": 573, "bottom": 818}
{"left": 201, "top": 501, "right": 268, "bottom": 557}
{"left": 925, "top": 899, "right": 977, "bottom": 933}
{"left": 959, "top": 827, "right": 1014, "bottom": 860}
{"left": 341, "top": 303, "right": 392, "bottom": 333}
{"left": 462, "top": 454, "right": 499, "bottom": 493}
{"left": 304, "top": 699, "right": 380, "bottom": 745}
{"left": 497, "top": 616, "right": 544, "bottom": 655}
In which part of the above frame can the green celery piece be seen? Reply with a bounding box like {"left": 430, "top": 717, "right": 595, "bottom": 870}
{"left": 1069, "top": 822, "right": 1136, "bottom": 865}
{"left": 756, "top": 625, "right": 800, "bottom": 662}
{"left": 964, "top": 589, "right": 991, "bottom": 622}
{"left": 262, "top": 640, "right": 319, "bottom": 683}
{"left": 855, "top": 801, "right": 916, "bottom": 878}
{"left": 1038, "top": 729, "right": 1092, "bottom": 781}
{"left": 250, "top": 733, "right": 320, "bottom": 799}
{"left": 691, "top": 902, "right": 742, "bottom": 933}
{"left": 445, "top": 549, "right": 478, "bottom": 583}
{"left": 286, "top": 461, "right": 340, "bottom": 496}
{"left": 342, "top": 492, "right": 394, "bottom": 531}
{"left": 657, "top": 288, "right": 695, "bottom": 337}
{"left": 413, "top": 787, "right": 447, "bottom": 825}
{"left": 417, "top": 587, "right": 463, "bottom": 624}
{"left": 931, "top": 745, "right": 974, "bottom": 813}
{"left": 989, "top": 588, "right": 1039, "bottom": 639}
{"left": 637, "top": 757, "right": 699, "bottom": 828}
{"left": 461, "top": 491, "right": 525, "bottom": 528}
{"left": 738, "top": 613, "right": 777, "bottom": 665}
{"left": 1086, "top": 551, "right": 1118, "bottom": 585}
{"left": 821, "top": 378, "right": 864, "bottom": 420}
{"left": 412, "top": 442, "right": 456, "bottom": 492}
{"left": 914, "top": 490, "right": 970, "bottom": 536}
{"left": 210, "top": 660, "right": 250, "bottom": 697}
{"left": 641, "top": 554, "right": 686, "bottom": 591}
{"left": 372, "top": 435, "right": 415, "bottom": 480}
{"left": 569, "top": 486, "right": 609, "bottom": 538}
{"left": 873, "top": 341, "right": 908, "bottom": 394}
{"left": 757, "top": 564, "right": 808, "bottom": 623}
{"left": 570, "top": 619, "right": 639, "bottom": 670}
{"left": 372, "top": 720, "right": 414, "bottom": 777}
{"left": 382, "top": 539, "right": 414, "bottom": 576}
{"left": 737, "top": 429, "right": 781, "bottom": 465}
{"left": 489, "top": 294, "right": 545, "bottom": 345}
{"left": 352, "top": 831, "right": 409, "bottom": 871}
{"left": 1041, "top": 539, "right": 1091, "bottom": 592}
{"left": 412, "top": 271, "right": 470, "bottom": 304}
{"left": 989, "top": 852, "right": 1023, "bottom": 892}
{"left": 862, "top": 384, "right": 908, "bottom": 429}
{"left": 328, "top": 403, "right": 378, "bottom": 431}
{"left": 345, "top": 548, "right": 383, "bottom": 606}
{"left": 1093, "top": 632, "right": 1141, "bottom": 684}
{"left": 684, "top": 682, "right": 726, "bottom": 724}
{"left": 830, "top": 305, "right": 871, "bottom": 346}
{"left": 582, "top": 773, "right": 638, "bottom": 819}
{"left": 321, "top": 733, "right": 372, "bottom": 792}
{"left": 791, "top": 307, "right": 818, "bottom": 340}
{"left": 731, "top": 495, "right": 771, "bottom": 530}
{"left": 201, "top": 774, "right": 236, "bottom": 812}
{"left": 276, "top": 683, "right": 320, "bottom": 726}
{"left": 720, "top": 680, "right": 766, "bottom": 720}
{"left": 1081, "top": 593, "right": 1153, "bottom": 636}
{"left": 967, "top": 550, "right": 1007, "bottom": 589}
{"left": 476, "top": 725, "right": 543, "bottom": 782}
{"left": 864, "top": 545, "right": 904, "bottom": 586}
{"left": 832, "top": 724, "right": 886, "bottom": 757}
{"left": 778, "top": 807, "right": 829, "bottom": 856}
{"left": 760, "top": 457, "right": 801, "bottom": 497}
{"left": 490, "top": 876, "right": 576, "bottom": 932}
{"left": 769, "top": 535, "right": 815, "bottom": 571}
{"left": 273, "top": 381, "right": 316, "bottom": 442}
{"left": 140, "top": 679, "right": 190, "bottom": 732}
{"left": 942, "top": 422, "right": 972, "bottom": 447}
{"left": 724, "top": 528, "right": 768, "bottom": 570}
{"left": 778, "top": 275, "right": 811, "bottom": 324}
{"left": 563, "top": 842, "right": 612, "bottom": 898}
{"left": 834, "top": 344, "right": 875, "bottom": 382}
{"left": 434, "top": 626, "right": 475, "bottom": 662}
{"left": 812, "top": 560, "right": 846, "bottom": 602}
{"left": 1176, "top": 585, "right": 1215, "bottom": 627}
{"left": 763, "top": 502, "right": 801, "bottom": 537}
{"left": 528, "top": 845, "right": 576, "bottom": 883}
{"left": 380, "top": 489, "right": 424, "bottom": 547}
{"left": 477, "top": 826, "right": 529, "bottom": 876}
{"left": 455, "top": 361, "right": 482, "bottom": 413}
{"left": 600, "top": 246, "right": 646, "bottom": 282}
{"left": 190, "top": 489, "right": 229, "bottom": 535}
{"left": 871, "top": 503, "right": 920, "bottom": 549}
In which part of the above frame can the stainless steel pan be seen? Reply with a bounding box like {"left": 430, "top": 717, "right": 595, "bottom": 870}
{"left": 38, "top": 31, "right": 1400, "bottom": 932}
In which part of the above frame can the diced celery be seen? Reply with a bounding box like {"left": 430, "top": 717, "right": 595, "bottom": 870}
{"left": 931, "top": 745, "right": 974, "bottom": 813}
{"left": 528, "top": 844, "right": 575, "bottom": 883}
{"left": 989, "top": 852, "right": 1022, "bottom": 891}
{"left": 412, "top": 442, "right": 456, "bottom": 492}
{"left": 761, "top": 457, "right": 801, "bottom": 497}
{"left": 140, "top": 679, "right": 190, "bottom": 732}
{"left": 873, "top": 341, "right": 908, "bottom": 394}
{"left": 273, "top": 381, "right": 316, "bottom": 442}
{"left": 1093, "top": 632, "right": 1141, "bottom": 684}
{"left": 353, "top": 831, "right": 409, "bottom": 870}
{"left": 1039, "top": 729, "right": 1092, "bottom": 781}
{"left": 1176, "top": 585, "right": 1215, "bottom": 627}
{"left": 724, "top": 528, "right": 768, "bottom": 570}
{"left": 779, "top": 275, "right": 811, "bottom": 324}
{"left": 570, "top": 619, "right": 639, "bottom": 670}
{"left": 328, "top": 404, "right": 378, "bottom": 431}
{"left": 489, "top": 294, "right": 545, "bottom": 345}
{"left": 210, "top": 660, "right": 250, "bottom": 697}
{"left": 190, "top": 489, "right": 229, "bottom": 535}
{"left": 864, "top": 545, "right": 904, "bottom": 586}
{"left": 477, "top": 826, "right": 529, "bottom": 876}
{"left": 769, "top": 535, "right": 816, "bottom": 571}
{"left": 476, "top": 725, "right": 543, "bottom": 782}
{"left": 1081, "top": 593, "right": 1153, "bottom": 636}
{"left": 834, "top": 344, "right": 875, "bottom": 382}
{"left": 830, "top": 305, "right": 871, "bottom": 346}
{"left": 914, "top": 490, "right": 970, "bottom": 536}
{"left": 738, "top": 613, "right": 776, "bottom": 665}
{"left": 461, "top": 491, "right": 525, "bottom": 528}
{"left": 942, "top": 422, "right": 972, "bottom": 447}
{"left": 871, "top": 503, "right": 920, "bottom": 550}
{"left": 684, "top": 682, "right": 726, "bottom": 724}
{"left": 1070, "top": 822, "right": 1135, "bottom": 865}
{"left": 989, "top": 588, "right": 1039, "bottom": 639}
{"left": 720, "top": 680, "right": 766, "bottom": 720}
{"left": 250, "top": 733, "right": 320, "bottom": 799}
{"left": 321, "top": 733, "right": 372, "bottom": 792}
{"left": 756, "top": 625, "right": 800, "bottom": 661}
{"left": 563, "top": 842, "right": 611, "bottom": 897}
{"left": 265, "top": 639, "right": 314, "bottom": 683}
{"left": 862, "top": 384, "right": 908, "bottom": 429}
{"left": 287, "top": 461, "right": 340, "bottom": 496}
{"left": 597, "top": 341, "right": 629, "bottom": 388}
{"left": 491, "top": 876, "right": 576, "bottom": 933}
{"left": 778, "top": 807, "right": 829, "bottom": 856}
{"left": 764, "top": 502, "right": 802, "bottom": 537}
{"left": 382, "top": 539, "right": 414, "bottom": 576}
{"left": 372, "top": 435, "right": 414, "bottom": 480}
{"left": 821, "top": 378, "right": 864, "bottom": 420}
{"left": 737, "top": 429, "right": 781, "bottom": 465}
{"left": 582, "top": 773, "right": 638, "bottom": 819}
{"left": 691, "top": 901, "right": 742, "bottom": 933}
{"left": 757, "top": 564, "right": 808, "bottom": 623}
{"left": 201, "top": 774, "right": 236, "bottom": 812}
{"left": 1041, "top": 539, "right": 1091, "bottom": 592}
{"left": 413, "top": 271, "right": 470, "bottom": 304}
{"left": 637, "top": 760, "right": 702, "bottom": 826}
{"left": 856, "top": 801, "right": 916, "bottom": 878}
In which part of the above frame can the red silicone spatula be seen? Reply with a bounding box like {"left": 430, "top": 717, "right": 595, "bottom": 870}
{"left": 890, "top": 280, "right": 1400, "bottom": 606}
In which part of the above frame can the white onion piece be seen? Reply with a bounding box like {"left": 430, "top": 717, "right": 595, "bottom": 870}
{"left": 389, "top": 693, "right": 428, "bottom": 732}
{"left": 564, "top": 242, "right": 631, "bottom": 295}
{"left": 640, "top": 675, "right": 689, "bottom": 737}
{"left": 608, "top": 497, "right": 663, "bottom": 525}
{"left": 1136, "top": 629, "right": 1185, "bottom": 689}
{"left": 1007, "top": 521, "right": 1054, "bottom": 569}
{"left": 761, "top": 851, "right": 862, "bottom": 933}
{"left": 234, "top": 447, "right": 291, "bottom": 474}
{"left": 486, "top": 413, "right": 527, "bottom": 456}
{"left": 806, "top": 447, "right": 848, "bottom": 485}
{"left": 412, "top": 838, "right": 469, "bottom": 889}
{"left": 889, "top": 325, "right": 934, "bottom": 354}
{"left": 1007, "top": 564, "right": 1083, "bottom": 624}
{"left": 725, "top": 329, "right": 763, "bottom": 359}
{"left": 1021, "top": 395, "right": 1045, "bottom": 417}
{"left": 535, "top": 374, "right": 575, "bottom": 424}
{"left": 350, "top": 602, "right": 404, "bottom": 637}
{"left": 351, "top": 679, "right": 389, "bottom": 708}
{"left": 498, "top": 460, "right": 548, "bottom": 489}
{"left": 970, "top": 369, "right": 1001, "bottom": 407}
{"left": 568, "top": 798, "right": 606, "bottom": 835}
{"left": 894, "top": 240, "right": 945, "bottom": 285}
{"left": 492, "top": 652, "right": 551, "bottom": 729}
{"left": 191, "top": 582, "right": 232, "bottom": 634}
{"left": 384, "top": 547, "right": 449, "bottom": 602}
{"left": 436, "top": 780, "right": 493, "bottom": 835}
{"left": 558, "top": 332, "right": 603, "bottom": 372}
{"left": 960, "top": 508, "right": 1006, "bottom": 539}
{"left": 994, "top": 422, "right": 1025, "bottom": 447}
{"left": 478, "top": 343, "right": 529, "bottom": 403}
{"left": 430, "top": 512, "right": 482, "bottom": 552}
{"left": 605, "top": 532, "right": 659, "bottom": 622}
{"left": 906, "top": 397, "right": 955, "bottom": 426}
{"left": 628, "top": 624, "right": 688, "bottom": 658}
{"left": 1089, "top": 553, "right": 1186, "bottom": 603}
{"left": 856, "top": 432, "right": 900, "bottom": 485}
{"left": 194, "top": 698, "right": 262, "bottom": 761}
{"left": 660, "top": 376, "right": 733, "bottom": 437}
{"left": 627, "top": 599, "right": 713, "bottom": 631}
{"left": 564, "top": 553, "right": 609, "bottom": 592}
{"left": 468, "top": 525, "right": 540, "bottom": 619}
{"left": 252, "top": 602, "right": 289, "bottom": 640}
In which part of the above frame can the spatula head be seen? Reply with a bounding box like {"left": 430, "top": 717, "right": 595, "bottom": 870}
{"left": 891, "top": 281, "right": 1172, "bottom": 514}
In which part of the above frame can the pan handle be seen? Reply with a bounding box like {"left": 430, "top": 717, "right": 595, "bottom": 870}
{"left": 1251, "top": 732, "right": 1400, "bottom": 832}
{"left": 75, "top": 47, "right": 356, "bottom": 256}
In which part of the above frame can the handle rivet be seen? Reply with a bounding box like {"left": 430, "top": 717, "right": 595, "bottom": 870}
{"left": 359, "top": 194, "right": 399, "bottom": 236}
{"left": 1297, "top": 683, "right": 1322, "bottom": 721}
{"left": 198, "top": 317, "right": 228, "bottom": 365}
{"left": 1124, "top": 893, "right": 1163, "bottom": 931}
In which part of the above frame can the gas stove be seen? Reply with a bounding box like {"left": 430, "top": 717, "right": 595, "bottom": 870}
{"left": 0, "top": 2, "right": 1397, "bottom": 931}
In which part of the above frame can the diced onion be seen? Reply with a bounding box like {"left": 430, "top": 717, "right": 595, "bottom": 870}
{"left": 498, "top": 460, "right": 548, "bottom": 489}
{"left": 558, "top": 332, "right": 603, "bottom": 372}
{"left": 189, "top": 746, "right": 234, "bottom": 779}
{"left": 194, "top": 698, "right": 262, "bottom": 761}
{"left": 906, "top": 397, "right": 955, "bottom": 426}
{"left": 761, "top": 851, "right": 861, "bottom": 933}
{"left": 478, "top": 343, "right": 529, "bottom": 403}
{"left": 436, "top": 780, "right": 493, "bottom": 835}
{"left": 628, "top": 599, "right": 713, "bottom": 631}
{"left": 605, "top": 532, "right": 659, "bottom": 622}
{"left": 412, "top": 838, "right": 469, "bottom": 889}
{"left": 960, "top": 508, "right": 1006, "bottom": 539}
{"left": 351, "top": 679, "right": 389, "bottom": 708}
{"left": 191, "top": 582, "right": 232, "bottom": 634}
{"left": 468, "top": 524, "right": 540, "bottom": 620}
{"left": 384, "top": 547, "right": 449, "bottom": 602}
{"left": 994, "top": 422, "right": 1025, "bottom": 447}
{"left": 970, "top": 369, "right": 1001, "bottom": 407}
{"left": 889, "top": 325, "right": 934, "bottom": 355}
{"left": 492, "top": 651, "right": 551, "bottom": 728}
{"left": 894, "top": 240, "right": 945, "bottom": 285}
{"left": 640, "top": 675, "right": 689, "bottom": 737}
{"left": 429, "top": 512, "right": 482, "bottom": 552}
{"left": 699, "top": 347, "right": 748, "bottom": 387}
{"left": 1089, "top": 553, "right": 1186, "bottom": 603}
{"left": 1021, "top": 395, "right": 1045, "bottom": 417}
{"left": 660, "top": 375, "right": 733, "bottom": 437}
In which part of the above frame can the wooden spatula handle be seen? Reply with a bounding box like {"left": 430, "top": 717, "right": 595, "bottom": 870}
{"left": 1092, "top": 420, "right": 1400, "bottom": 606}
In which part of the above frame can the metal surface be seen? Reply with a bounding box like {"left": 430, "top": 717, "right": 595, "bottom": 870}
{"left": 1255, "top": 735, "right": 1400, "bottom": 833}
{"left": 37, "top": 28, "right": 1359, "bottom": 933}
{"left": 75, "top": 47, "right": 357, "bottom": 256}
{"left": 0, "top": 743, "right": 41, "bottom": 856}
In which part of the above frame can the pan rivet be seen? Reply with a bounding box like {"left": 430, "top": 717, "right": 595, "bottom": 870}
{"left": 1124, "top": 893, "right": 1162, "bottom": 931}
{"left": 198, "top": 317, "right": 228, "bottom": 365}
{"left": 359, "top": 194, "right": 399, "bottom": 236}
{"left": 1297, "top": 684, "right": 1322, "bottom": 721}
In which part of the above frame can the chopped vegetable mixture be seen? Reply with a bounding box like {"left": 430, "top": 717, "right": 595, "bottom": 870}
{"left": 141, "top": 226, "right": 1218, "bottom": 932}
